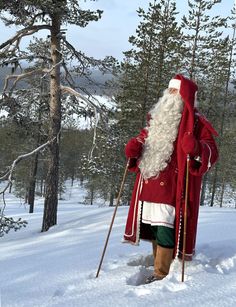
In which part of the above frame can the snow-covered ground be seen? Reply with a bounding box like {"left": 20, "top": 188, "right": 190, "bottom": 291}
{"left": 1, "top": 183, "right": 236, "bottom": 307}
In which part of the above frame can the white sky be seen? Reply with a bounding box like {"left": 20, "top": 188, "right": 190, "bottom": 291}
{"left": 0, "top": 0, "right": 234, "bottom": 61}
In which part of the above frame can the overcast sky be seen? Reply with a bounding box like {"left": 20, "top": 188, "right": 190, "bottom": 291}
{"left": 0, "top": 0, "right": 234, "bottom": 61}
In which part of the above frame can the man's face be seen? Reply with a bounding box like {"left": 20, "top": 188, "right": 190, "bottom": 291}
{"left": 168, "top": 88, "right": 179, "bottom": 95}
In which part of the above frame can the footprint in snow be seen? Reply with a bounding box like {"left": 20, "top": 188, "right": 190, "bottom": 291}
{"left": 127, "top": 254, "right": 154, "bottom": 268}
{"left": 126, "top": 266, "right": 153, "bottom": 286}
{"left": 187, "top": 250, "right": 236, "bottom": 276}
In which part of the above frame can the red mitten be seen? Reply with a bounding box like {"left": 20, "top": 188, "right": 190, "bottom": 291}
{"left": 136, "top": 128, "right": 148, "bottom": 144}
{"left": 125, "top": 137, "right": 143, "bottom": 158}
{"left": 181, "top": 132, "right": 199, "bottom": 156}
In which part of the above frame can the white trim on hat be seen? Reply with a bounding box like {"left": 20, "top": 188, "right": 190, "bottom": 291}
{"left": 168, "top": 79, "right": 181, "bottom": 90}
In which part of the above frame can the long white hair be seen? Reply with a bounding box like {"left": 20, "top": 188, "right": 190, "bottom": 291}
{"left": 139, "top": 89, "right": 183, "bottom": 180}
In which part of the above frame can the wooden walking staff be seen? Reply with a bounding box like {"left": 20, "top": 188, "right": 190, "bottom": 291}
{"left": 96, "top": 159, "right": 130, "bottom": 278}
{"left": 181, "top": 154, "right": 190, "bottom": 282}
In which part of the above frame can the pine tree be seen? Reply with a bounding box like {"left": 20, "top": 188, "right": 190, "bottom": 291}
{"left": 181, "top": 0, "right": 227, "bottom": 79}
{"left": 90, "top": 120, "right": 125, "bottom": 206}
{"left": 113, "top": 0, "right": 184, "bottom": 201}
{"left": 182, "top": 0, "right": 235, "bottom": 206}
{"left": 117, "top": 0, "right": 183, "bottom": 139}
{"left": 0, "top": 0, "right": 113, "bottom": 231}
{"left": 210, "top": 20, "right": 236, "bottom": 207}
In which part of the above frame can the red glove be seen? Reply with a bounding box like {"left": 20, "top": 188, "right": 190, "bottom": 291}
{"left": 125, "top": 138, "right": 143, "bottom": 158}
{"left": 181, "top": 132, "right": 199, "bottom": 156}
{"left": 136, "top": 128, "right": 148, "bottom": 144}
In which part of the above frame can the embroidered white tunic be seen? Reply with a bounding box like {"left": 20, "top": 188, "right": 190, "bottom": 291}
{"left": 142, "top": 201, "right": 175, "bottom": 229}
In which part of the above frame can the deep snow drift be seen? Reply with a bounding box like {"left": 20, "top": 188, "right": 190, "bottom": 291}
{"left": 1, "top": 183, "right": 236, "bottom": 307}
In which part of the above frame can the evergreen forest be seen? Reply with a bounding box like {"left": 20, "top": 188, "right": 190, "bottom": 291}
{"left": 0, "top": 0, "right": 235, "bottom": 235}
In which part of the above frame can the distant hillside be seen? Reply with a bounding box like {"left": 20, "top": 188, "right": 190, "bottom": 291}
{"left": 0, "top": 67, "right": 117, "bottom": 96}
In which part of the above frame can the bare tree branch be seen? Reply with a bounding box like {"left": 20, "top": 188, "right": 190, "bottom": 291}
{"left": 3, "top": 60, "right": 63, "bottom": 93}
{"left": 61, "top": 37, "right": 114, "bottom": 73}
{"left": 88, "top": 107, "right": 99, "bottom": 160}
{"left": 0, "top": 137, "right": 57, "bottom": 196}
{"left": 3, "top": 68, "right": 49, "bottom": 93}
{"left": 26, "top": 13, "right": 48, "bottom": 27}
{"left": 60, "top": 65, "right": 106, "bottom": 105}
{"left": 61, "top": 61, "right": 76, "bottom": 86}
{"left": 60, "top": 85, "right": 112, "bottom": 159}
{"left": 60, "top": 85, "right": 103, "bottom": 112}
{"left": 60, "top": 85, "right": 114, "bottom": 134}
{"left": 41, "top": 59, "right": 63, "bottom": 79}
{"left": 0, "top": 55, "right": 52, "bottom": 66}
{"left": 0, "top": 25, "right": 51, "bottom": 53}
{"left": 61, "top": 37, "right": 94, "bottom": 71}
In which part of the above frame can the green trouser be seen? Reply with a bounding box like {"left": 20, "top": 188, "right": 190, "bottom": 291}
{"left": 151, "top": 225, "right": 175, "bottom": 248}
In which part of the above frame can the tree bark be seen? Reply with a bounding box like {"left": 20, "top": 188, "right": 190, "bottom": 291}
{"left": 210, "top": 165, "right": 218, "bottom": 207}
{"left": 28, "top": 153, "right": 39, "bottom": 213}
{"left": 90, "top": 187, "right": 94, "bottom": 205}
{"left": 109, "top": 191, "right": 114, "bottom": 207}
{"left": 41, "top": 14, "right": 61, "bottom": 232}
{"left": 28, "top": 79, "right": 45, "bottom": 213}
{"left": 200, "top": 173, "right": 208, "bottom": 206}
{"left": 71, "top": 174, "right": 74, "bottom": 187}
{"left": 40, "top": 179, "right": 44, "bottom": 196}
{"left": 219, "top": 175, "right": 226, "bottom": 208}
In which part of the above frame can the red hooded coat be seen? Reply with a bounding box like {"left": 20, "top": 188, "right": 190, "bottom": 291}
{"left": 123, "top": 75, "right": 219, "bottom": 260}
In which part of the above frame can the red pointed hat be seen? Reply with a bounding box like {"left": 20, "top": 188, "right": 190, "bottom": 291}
{"left": 169, "top": 74, "right": 198, "bottom": 109}
{"left": 168, "top": 74, "right": 198, "bottom": 132}
{"left": 168, "top": 74, "right": 218, "bottom": 136}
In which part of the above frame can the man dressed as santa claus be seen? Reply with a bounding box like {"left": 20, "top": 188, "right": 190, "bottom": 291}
{"left": 123, "top": 74, "right": 218, "bottom": 283}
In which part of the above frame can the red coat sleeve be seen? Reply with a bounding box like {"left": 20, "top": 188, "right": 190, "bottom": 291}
{"left": 125, "top": 128, "right": 148, "bottom": 172}
{"left": 189, "top": 120, "right": 218, "bottom": 176}
{"left": 125, "top": 138, "right": 142, "bottom": 158}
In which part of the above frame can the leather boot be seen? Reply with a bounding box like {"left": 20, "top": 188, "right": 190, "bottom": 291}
{"left": 154, "top": 245, "right": 174, "bottom": 279}
{"left": 152, "top": 240, "right": 157, "bottom": 260}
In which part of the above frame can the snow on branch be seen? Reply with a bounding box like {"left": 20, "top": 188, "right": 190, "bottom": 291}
{"left": 0, "top": 215, "right": 28, "bottom": 237}
{"left": 61, "top": 85, "right": 104, "bottom": 114}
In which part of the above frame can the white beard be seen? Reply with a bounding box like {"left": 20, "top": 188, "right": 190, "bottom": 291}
{"left": 139, "top": 89, "right": 183, "bottom": 180}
